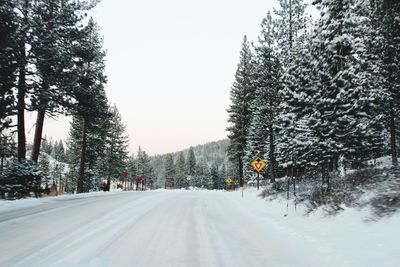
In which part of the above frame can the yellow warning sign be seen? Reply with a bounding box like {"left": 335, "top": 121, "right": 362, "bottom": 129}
{"left": 226, "top": 176, "right": 233, "bottom": 185}
{"left": 251, "top": 157, "right": 266, "bottom": 172}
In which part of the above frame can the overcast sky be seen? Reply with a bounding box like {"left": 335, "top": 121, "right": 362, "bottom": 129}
{"left": 27, "top": 0, "right": 316, "bottom": 156}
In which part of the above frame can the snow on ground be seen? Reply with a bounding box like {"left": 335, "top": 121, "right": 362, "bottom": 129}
{"left": 0, "top": 189, "right": 399, "bottom": 267}
{"left": 0, "top": 190, "right": 124, "bottom": 213}
{"left": 225, "top": 187, "right": 400, "bottom": 267}
{"left": 366, "top": 156, "right": 400, "bottom": 169}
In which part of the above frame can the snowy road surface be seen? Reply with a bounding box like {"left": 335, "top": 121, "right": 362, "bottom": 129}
{"left": 0, "top": 190, "right": 394, "bottom": 267}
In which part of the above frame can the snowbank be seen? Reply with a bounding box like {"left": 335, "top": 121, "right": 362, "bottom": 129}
{"left": 224, "top": 188, "right": 400, "bottom": 267}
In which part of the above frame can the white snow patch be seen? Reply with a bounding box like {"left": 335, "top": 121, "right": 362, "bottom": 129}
{"left": 225, "top": 188, "right": 400, "bottom": 267}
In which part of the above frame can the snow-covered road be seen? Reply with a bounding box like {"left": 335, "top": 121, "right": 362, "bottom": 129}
{"left": 0, "top": 190, "right": 396, "bottom": 267}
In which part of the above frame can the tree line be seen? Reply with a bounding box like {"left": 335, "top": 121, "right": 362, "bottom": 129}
{"left": 227, "top": 0, "right": 400, "bottom": 190}
{"left": 0, "top": 0, "right": 129, "bottom": 198}
{"left": 151, "top": 141, "right": 231, "bottom": 189}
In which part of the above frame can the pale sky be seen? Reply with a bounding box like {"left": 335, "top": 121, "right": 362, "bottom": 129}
{"left": 27, "top": 0, "right": 314, "bottom": 156}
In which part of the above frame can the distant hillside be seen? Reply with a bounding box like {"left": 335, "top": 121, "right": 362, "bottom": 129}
{"left": 151, "top": 139, "right": 230, "bottom": 187}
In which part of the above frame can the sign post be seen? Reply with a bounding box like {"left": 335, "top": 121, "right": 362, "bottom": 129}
{"left": 226, "top": 176, "right": 233, "bottom": 191}
{"left": 251, "top": 157, "right": 266, "bottom": 190}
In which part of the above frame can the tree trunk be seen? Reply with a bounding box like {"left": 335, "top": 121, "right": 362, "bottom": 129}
{"left": 238, "top": 157, "right": 244, "bottom": 187}
{"left": 390, "top": 104, "right": 398, "bottom": 167}
{"left": 17, "top": 40, "right": 27, "bottom": 162}
{"left": 31, "top": 107, "right": 46, "bottom": 163}
{"left": 269, "top": 125, "right": 276, "bottom": 183}
{"left": 77, "top": 116, "right": 88, "bottom": 193}
{"left": 16, "top": 0, "right": 31, "bottom": 162}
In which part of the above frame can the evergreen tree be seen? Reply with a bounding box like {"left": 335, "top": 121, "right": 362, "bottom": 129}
{"left": 136, "top": 147, "right": 155, "bottom": 190}
{"left": 371, "top": 0, "right": 400, "bottom": 166}
{"left": 54, "top": 140, "right": 66, "bottom": 162}
{"left": 175, "top": 152, "right": 186, "bottom": 188}
{"left": 29, "top": 0, "right": 88, "bottom": 163}
{"left": 227, "top": 36, "right": 255, "bottom": 187}
{"left": 70, "top": 18, "right": 108, "bottom": 193}
{"left": 273, "top": 0, "right": 308, "bottom": 68}
{"left": 308, "top": 0, "right": 386, "bottom": 186}
{"left": 0, "top": 132, "right": 16, "bottom": 173}
{"left": 186, "top": 147, "right": 196, "bottom": 177}
{"left": 38, "top": 154, "right": 50, "bottom": 187}
{"left": 276, "top": 35, "right": 320, "bottom": 174}
{"left": 50, "top": 162, "right": 64, "bottom": 193}
{"left": 15, "top": 0, "right": 32, "bottom": 161}
{"left": 245, "top": 13, "right": 281, "bottom": 183}
{"left": 127, "top": 155, "right": 138, "bottom": 188}
{"left": 210, "top": 163, "right": 219, "bottom": 189}
{"left": 103, "top": 105, "right": 129, "bottom": 185}
{"left": 0, "top": 0, "right": 18, "bottom": 133}
{"left": 163, "top": 153, "right": 175, "bottom": 188}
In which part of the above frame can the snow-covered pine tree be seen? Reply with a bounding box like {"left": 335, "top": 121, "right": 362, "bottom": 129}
{"left": 0, "top": 0, "right": 18, "bottom": 133}
{"left": 245, "top": 12, "right": 282, "bottom": 183}
{"left": 272, "top": 0, "right": 312, "bottom": 177}
{"left": 29, "top": 0, "right": 91, "bottom": 163}
{"left": 163, "top": 153, "right": 175, "bottom": 188}
{"left": 126, "top": 155, "right": 137, "bottom": 188}
{"left": 70, "top": 18, "right": 108, "bottom": 193}
{"left": 66, "top": 111, "right": 109, "bottom": 192}
{"left": 136, "top": 147, "right": 155, "bottom": 190}
{"left": 102, "top": 105, "right": 129, "bottom": 186}
{"left": 210, "top": 163, "right": 219, "bottom": 189}
{"left": 54, "top": 140, "right": 66, "bottom": 162}
{"left": 0, "top": 133, "right": 15, "bottom": 174}
{"left": 195, "top": 157, "right": 210, "bottom": 188}
{"left": 276, "top": 31, "right": 321, "bottom": 176}
{"left": 309, "top": 0, "right": 387, "bottom": 186}
{"left": 15, "top": 0, "right": 33, "bottom": 161}
{"left": 186, "top": 147, "right": 196, "bottom": 177}
{"left": 370, "top": 0, "right": 400, "bottom": 166}
{"left": 38, "top": 154, "right": 50, "bottom": 188}
{"left": 273, "top": 0, "right": 308, "bottom": 68}
{"left": 227, "top": 35, "right": 255, "bottom": 187}
{"left": 175, "top": 152, "right": 186, "bottom": 188}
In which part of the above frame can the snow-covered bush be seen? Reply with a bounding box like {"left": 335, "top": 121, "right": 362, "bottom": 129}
{"left": 0, "top": 159, "right": 42, "bottom": 199}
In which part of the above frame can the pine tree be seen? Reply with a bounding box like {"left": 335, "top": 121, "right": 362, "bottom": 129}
{"left": 0, "top": 132, "right": 16, "bottom": 173}
{"left": 308, "top": 0, "right": 387, "bottom": 186}
{"left": 227, "top": 35, "right": 254, "bottom": 187}
{"left": 175, "top": 152, "right": 186, "bottom": 188}
{"left": 136, "top": 147, "right": 155, "bottom": 190}
{"left": 0, "top": 0, "right": 18, "bottom": 133}
{"left": 38, "top": 154, "right": 50, "bottom": 187}
{"left": 273, "top": 0, "right": 308, "bottom": 68}
{"left": 276, "top": 35, "right": 321, "bottom": 174}
{"left": 70, "top": 18, "right": 108, "bottom": 193}
{"left": 29, "top": 0, "right": 88, "bottom": 163}
{"left": 210, "top": 163, "right": 219, "bottom": 189}
{"left": 103, "top": 105, "right": 129, "bottom": 186}
{"left": 54, "top": 140, "right": 66, "bottom": 162}
{"left": 272, "top": 0, "right": 311, "bottom": 177}
{"left": 371, "top": 0, "right": 400, "bottom": 166}
{"left": 186, "top": 147, "right": 196, "bottom": 177}
{"left": 163, "top": 154, "right": 175, "bottom": 188}
{"left": 245, "top": 13, "right": 282, "bottom": 183}
{"left": 15, "top": 0, "right": 32, "bottom": 161}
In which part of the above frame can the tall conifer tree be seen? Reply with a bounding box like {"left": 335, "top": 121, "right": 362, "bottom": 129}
{"left": 227, "top": 36, "right": 254, "bottom": 187}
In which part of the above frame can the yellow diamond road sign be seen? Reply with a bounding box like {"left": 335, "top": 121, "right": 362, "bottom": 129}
{"left": 251, "top": 157, "right": 266, "bottom": 172}
{"left": 226, "top": 176, "right": 233, "bottom": 185}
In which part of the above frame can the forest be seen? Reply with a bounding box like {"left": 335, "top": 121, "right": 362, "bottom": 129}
{"left": 226, "top": 0, "right": 400, "bottom": 193}
{"left": 1, "top": 0, "right": 399, "bottom": 200}
{"left": 0, "top": 0, "right": 132, "bottom": 198}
